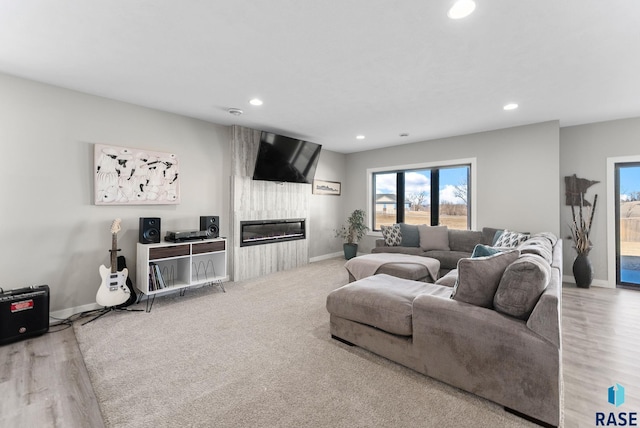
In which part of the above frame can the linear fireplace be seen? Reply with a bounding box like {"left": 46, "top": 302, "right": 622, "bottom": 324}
{"left": 240, "top": 218, "right": 306, "bottom": 247}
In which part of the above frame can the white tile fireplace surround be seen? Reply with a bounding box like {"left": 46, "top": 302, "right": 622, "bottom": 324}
{"left": 230, "top": 126, "right": 310, "bottom": 281}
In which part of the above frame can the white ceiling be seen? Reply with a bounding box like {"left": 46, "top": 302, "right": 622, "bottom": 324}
{"left": 1, "top": 1, "right": 639, "bottom": 153}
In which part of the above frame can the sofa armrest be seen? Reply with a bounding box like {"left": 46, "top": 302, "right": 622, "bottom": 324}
{"left": 527, "top": 266, "right": 561, "bottom": 347}
{"left": 375, "top": 238, "right": 386, "bottom": 248}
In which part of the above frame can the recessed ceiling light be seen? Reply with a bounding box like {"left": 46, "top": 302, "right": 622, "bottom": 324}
{"left": 356, "top": 135, "right": 366, "bottom": 140}
{"left": 399, "top": 133, "right": 410, "bottom": 137}
{"left": 249, "top": 98, "right": 263, "bottom": 106}
{"left": 228, "top": 108, "right": 243, "bottom": 116}
{"left": 448, "top": 0, "right": 476, "bottom": 19}
{"left": 503, "top": 103, "right": 519, "bottom": 111}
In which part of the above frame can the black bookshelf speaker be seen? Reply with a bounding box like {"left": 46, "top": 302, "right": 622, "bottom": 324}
{"left": 200, "top": 216, "right": 219, "bottom": 238}
{"left": 139, "top": 217, "right": 161, "bottom": 244}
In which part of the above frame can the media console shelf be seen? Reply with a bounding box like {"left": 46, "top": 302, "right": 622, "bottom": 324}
{"left": 136, "top": 238, "right": 227, "bottom": 311}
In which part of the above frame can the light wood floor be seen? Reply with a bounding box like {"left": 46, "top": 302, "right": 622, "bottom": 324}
{"left": 0, "top": 325, "right": 104, "bottom": 428}
{"left": 562, "top": 284, "right": 640, "bottom": 427}
{"left": 1, "top": 284, "right": 639, "bottom": 427}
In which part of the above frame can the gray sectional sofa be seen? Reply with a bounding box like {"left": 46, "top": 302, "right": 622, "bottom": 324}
{"left": 372, "top": 225, "right": 508, "bottom": 277}
{"left": 326, "top": 231, "right": 562, "bottom": 427}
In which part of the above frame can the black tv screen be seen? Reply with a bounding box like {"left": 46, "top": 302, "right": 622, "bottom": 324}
{"left": 252, "top": 132, "right": 322, "bottom": 184}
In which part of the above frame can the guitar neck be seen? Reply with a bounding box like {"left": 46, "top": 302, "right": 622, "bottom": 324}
{"left": 110, "top": 233, "right": 118, "bottom": 273}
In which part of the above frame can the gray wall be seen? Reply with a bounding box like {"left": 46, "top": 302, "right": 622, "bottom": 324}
{"left": 0, "top": 73, "right": 230, "bottom": 314}
{"left": 0, "top": 72, "right": 349, "bottom": 314}
{"left": 560, "top": 117, "right": 640, "bottom": 285}
{"left": 343, "top": 121, "right": 561, "bottom": 253}
{"left": 309, "top": 149, "right": 347, "bottom": 260}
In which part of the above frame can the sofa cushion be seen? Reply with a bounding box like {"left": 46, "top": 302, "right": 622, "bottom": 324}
{"left": 494, "top": 229, "right": 529, "bottom": 248}
{"left": 424, "top": 250, "right": 470, "bottom": 270}
{"left": 471, "top": 244, "right": 502, "bottom": 258}
{"left": 451, "top": 249, "right": 520, "bottom": 308}
{"left": 326, "top": 274, "right": 451, "bottom": 336}
{"left": 399, "top": 223, "right": 422, "bottom": 247}
{"left": 494, "top": 254, "right": 551, "bottom": 320}
{"left": 381, "top": 224, "right": 402, "bottom": 246}
{"left": 419, "top": 225, "right": 450, "bottom": 251}
{"left": 448, "top": 229, "right": 483, "bottom": 252}
{"left": 435, "top": 269, "right": 458, "bottom": 287}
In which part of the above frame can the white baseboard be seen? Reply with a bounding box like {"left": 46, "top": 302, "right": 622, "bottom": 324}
{"left": 48, "top": 279, "right": 232, "bottom": 324}
{"left": 310, "top": 252, "right": 344, "bottom": 263}
{"left": 50, "top": 302, "right": 102, "bottom": 324}
{"left": 562, "top": 275, "right": 614, "bottom": 289}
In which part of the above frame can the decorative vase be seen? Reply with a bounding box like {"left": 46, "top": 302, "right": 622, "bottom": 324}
{"left": 343, "top": 243, "right": 358, "bottom": 260}
{"left": 572, "top": 253, "right": 593, "bottom": 288}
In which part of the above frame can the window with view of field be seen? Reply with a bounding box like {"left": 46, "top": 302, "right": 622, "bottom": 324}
{"left": 372, "top": 164, "right": 470, "bottom": 231}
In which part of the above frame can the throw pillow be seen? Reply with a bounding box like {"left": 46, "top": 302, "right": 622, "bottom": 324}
{"left": 451, "top": 249, "right": 520, "bottom": 308}
{"left": 381, "top": 224, "right": 402, "bottom": 246}
{"left": 493, "top": 254, "right": 551, "bottom": 320}
{"left": 399, "top": 223, "right": 421, "bottom": 247}
{"left": 494, "top": 229, "right": 529, "bottom": 248}
{"left": 418, "top": 225, "right": 450, "bottom": 251}
{"left": 471, "top": 244, "right": 502, "bottom": 258}
{"left": 517, "top": 236, "right": 553, "bottom": 264}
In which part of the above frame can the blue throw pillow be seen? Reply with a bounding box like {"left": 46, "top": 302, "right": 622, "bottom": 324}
{"left": 399, "top": 223, "right": 421, "bottom": 247}
{"left": 471, "top": 244, "right": 502, "bottom": 258}
{"left": 492, "top": 230, "right": 504, "bottom": 246}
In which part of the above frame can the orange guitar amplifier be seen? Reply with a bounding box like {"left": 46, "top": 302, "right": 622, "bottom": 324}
{"left": 0, "top": 285, "right": 49, "bottom": 345}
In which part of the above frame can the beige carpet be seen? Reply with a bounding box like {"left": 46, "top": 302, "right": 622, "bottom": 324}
{"left": 74, "top": 258, "right": 538, "bottom": 427}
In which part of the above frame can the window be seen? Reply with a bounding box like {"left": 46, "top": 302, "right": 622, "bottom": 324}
{"left": 371, "top": 163, "right": 471, "bottom": 231}
{"left": 615, "top": 162, "right": 640, "bottom": 287}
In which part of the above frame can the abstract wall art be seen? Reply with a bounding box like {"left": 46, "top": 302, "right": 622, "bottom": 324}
{"left": 94, "top": 144, "right": 180, "bottom": 205}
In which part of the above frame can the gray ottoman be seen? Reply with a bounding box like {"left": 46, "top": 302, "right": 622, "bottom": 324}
{"left": 344, "top": 253, "right": 440, "bottom": 283}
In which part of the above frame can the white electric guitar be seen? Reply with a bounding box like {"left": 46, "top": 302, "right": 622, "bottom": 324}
{"left": 96, "top": 219, "right": 131, "bottom": 307}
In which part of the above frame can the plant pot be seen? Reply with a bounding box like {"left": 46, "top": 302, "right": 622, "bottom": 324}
{"left": 573, "top": 253, "right": 593, "bottom": 288}
{"left": 343, "top": 243, "right": 358, "bottom": 260}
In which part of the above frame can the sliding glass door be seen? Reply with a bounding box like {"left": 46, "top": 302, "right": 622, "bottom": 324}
{"left": 616, "top": 162, "right": 640, "bottom": 287}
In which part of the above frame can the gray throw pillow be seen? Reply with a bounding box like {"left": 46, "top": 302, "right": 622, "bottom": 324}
{"left": 493, "top": 254, "right": 551, "bottom": 320}
{"left": 381, "top": 224, "right": 402, "bottom": 246}
{"left": 418, "top": 225, "right": 450, "bottom": 251}
{"left": 451, "top": 249, "right": 520, "bottom": 308}
{"left": 517, "top": 236, "right": 553, "bottom": 264}
{"left": 399, "top": 223, "right": 422, "bottom": 247}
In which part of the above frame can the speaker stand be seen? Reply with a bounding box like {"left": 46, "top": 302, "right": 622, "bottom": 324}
{"left": 81, "top": 305, "right": 144, "bottom": 326}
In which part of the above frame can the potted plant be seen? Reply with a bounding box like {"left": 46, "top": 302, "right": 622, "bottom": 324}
{"left": 335, "top": 209, "right": 369, "bottom": 260}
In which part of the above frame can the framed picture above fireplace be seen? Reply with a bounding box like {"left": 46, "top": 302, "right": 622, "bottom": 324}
{"left": 313, "top": 179, "right": 341, "bottom": 195}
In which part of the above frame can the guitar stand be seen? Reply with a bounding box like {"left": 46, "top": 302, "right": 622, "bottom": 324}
{"left": 81, "top": 305, "right": 144, "bottom": 326}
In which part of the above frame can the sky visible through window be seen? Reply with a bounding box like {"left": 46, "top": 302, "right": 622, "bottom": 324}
{"left": 620, "top": 166, "right": 640, "bottom": 200}
{"left": 375, "top": 167, "right": 468, "bottom": 204}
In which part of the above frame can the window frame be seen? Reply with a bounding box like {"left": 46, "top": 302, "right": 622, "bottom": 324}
{"left": 607, "top": 155, "right": 640, "bottom": 288}
{"left": 367, "top": 158, "right": 477, "bottom": 234}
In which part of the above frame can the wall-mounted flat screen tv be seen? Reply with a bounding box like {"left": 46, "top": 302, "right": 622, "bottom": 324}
{"left": 252, "top": 131, "right": 322, "bottom": 184}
